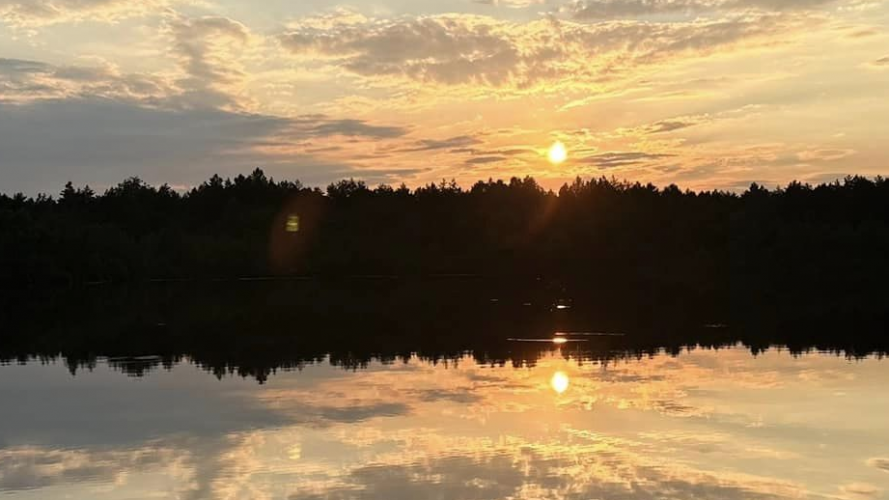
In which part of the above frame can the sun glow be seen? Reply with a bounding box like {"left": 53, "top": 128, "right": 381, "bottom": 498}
{"left": 548, "top": 141, "right": 568, "bottom": 164}
{"left": 550, "top": 371, "right": 570, "bottom": 394}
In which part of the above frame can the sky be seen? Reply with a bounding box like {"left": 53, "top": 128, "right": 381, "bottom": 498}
{"left": 1, "top": 0, "right": 888, "bottom": 194}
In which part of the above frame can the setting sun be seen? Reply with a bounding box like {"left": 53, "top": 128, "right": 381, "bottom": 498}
{"left": 548, "top": 142, "right": 568, "bottom": 165}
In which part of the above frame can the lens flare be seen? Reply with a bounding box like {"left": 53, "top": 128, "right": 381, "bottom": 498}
{"left": 285, "top": 214, "right": 300, "bottom": 233}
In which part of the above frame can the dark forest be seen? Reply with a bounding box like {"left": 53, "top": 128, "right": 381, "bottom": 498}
{"left": 4, "top": 170, "right": 889, "bottom": 377}
{"left": 4, "top": 170, "right": 889, "bottom": 307}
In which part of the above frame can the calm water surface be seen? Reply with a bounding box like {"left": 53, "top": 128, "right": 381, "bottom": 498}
{"left": 2, "top": 346, "right": 888, "bottom": 500}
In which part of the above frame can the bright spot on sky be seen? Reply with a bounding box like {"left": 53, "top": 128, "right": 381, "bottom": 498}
{"left": 285, "top": 215, "right": 300, "bottom": 233}
{"left": 548, "top": 141, "right": 568, "bottom": 164}
{"left": 551, "top": 371, "right": 570, "bottom": 394}
{"left": 552, "top": 337, "right": 568, "bottom": 345}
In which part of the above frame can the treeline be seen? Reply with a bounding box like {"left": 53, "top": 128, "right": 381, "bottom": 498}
{"left": 3, "top": 280, "right": 886, "bottom": 383}
{"left": 3, "top": 170, "right": 889, "bottom": 317}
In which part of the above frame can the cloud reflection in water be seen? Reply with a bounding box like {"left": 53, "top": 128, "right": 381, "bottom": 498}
{"left": 1, "top": 347, "right": 888, "bottom": 500}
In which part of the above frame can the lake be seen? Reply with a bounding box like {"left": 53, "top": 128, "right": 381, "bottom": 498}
{"left": 1, "top": 282, "right": 888, "bottom": 499}
{"left": 2, "top": 346, "right": 888, "bottom": 499}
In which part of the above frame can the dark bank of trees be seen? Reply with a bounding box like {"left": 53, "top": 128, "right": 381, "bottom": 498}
{"left": 2, "top": 280, "right": 885, "bottom": 383}
{"left": 3, "top": 169, "right": 889, "bottom": 321}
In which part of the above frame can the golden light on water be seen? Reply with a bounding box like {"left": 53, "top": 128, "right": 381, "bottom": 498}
{"left": 550, "top": 371, "right": 570, "bottom": 394}
{"left": 5, "top": 350, "right": 889, "bottom": 499}
{"left": 548, "top": 141, "right": 568, "bottom": 165}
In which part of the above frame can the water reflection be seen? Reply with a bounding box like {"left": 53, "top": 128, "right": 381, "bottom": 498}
{"left": 1, "top": 346, "right": 888, "bottom": 500}
{"left": 550, "top": 370, "right": 570, "bottom": 394}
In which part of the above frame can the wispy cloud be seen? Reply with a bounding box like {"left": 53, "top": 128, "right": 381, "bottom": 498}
{"left": 870, "top": 55, "right": 889, "bottom": 68}
{"left": 578, "top": 151, "right": 675, "bottom": 168}
{"left": 568, "top": 0, "right": 857, "bottom": 20}
{"left": 0, "top": 0, "right": 184, "bottom": 28}
{"left": 402, "top": 135, "right": 483, "bottom": 152}
{"left": 0, "top": 57, "right": 171, "bottom": 102}
{"left": 280, "top": 12, "right": 818, "bottom": 92}
{"left": 867, "top": 457, "right": 889, "bottom": 473}
{"left": 465, "top": 155, "right": 507, "bottom": 165}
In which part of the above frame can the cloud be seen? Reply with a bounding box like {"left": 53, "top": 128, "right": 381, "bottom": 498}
{"left": 287, "top": 445, "right": 804, "bottom": 500}
{"left": 403, "top": 135, "right": 483, "bottom": 152}
{"left": 839, "top": 482, "right": 882, "bottom": 498}
{"left": 0, "top": 57, "right": 171, "bottom": 102}
{"left": 297, "top": 402, "right": 411, "bottom": 424}
{"left": 493, "top": 147, "right": 535, "bottom": 156}
{"left": 796, "top": 148, "right": 856, "bottom": 162}
{"left": 281, "top": 15, "right": 521, "bottom": 87}
{"left": 457, "top": 146, "right": 536, "bottom": 158}
{"left": 0, "top": 436, "right": 254, "bottom": 500}
{"left": 0, "top": 0, "right": 179, "bottom": 28}
{"left": 166, "top": 16, "right": 254, "bottom": 109}
{"left": 0, "top": 58, "right": 49, "bottom": 74}
{"left": 408, "top": 388, "right": 483, "bottom": 403}
{"left": 569, "top": 0, "right": 847, "bottom": 20}
{"left": 645, "top": 120, "right": 696, "bottom": 134}
{"left": 0, "top": 97, "right": 284, "bottom": 179}
{"left": 0, "top": 96, "right": 408, "bottom": 194}
{"left": 870, "top": 56, "right": 889, "bottom": 68}
{"left": 4, "top": 14, "right": 258, "bottom": 111}
{"left": 466, "top": 155, "right": 507, "bottom": 165}
{"left": 472, "top": 0, "right": 547, "bottom": 7}
{"left": 867, "top": 457, "right": 889, "bottom": 472}
{"left": 283, "top": 7, "right": 370, "bottom": 30}
{"left": 0, "top": 446, "right": 179, "bottom": 492}
{"left": 569, "top": 104, "right": 763, "bottom": 150}
{"left": 280, "top": 13, "right": 815, "bottom": 91}
{"left": 570, "top": 0, "right": 715, "bottom": 19}
{"left": 2, "top": 350, "right": 876, "bottom": 500}
{"left": 2, "top": 14, "right": 258, "bottom": 112}
{"left": 580, "top": 151, "right": 674, "bottom": 168}
{"left": 291, "top": 115, "right": 408, "bottom": 138}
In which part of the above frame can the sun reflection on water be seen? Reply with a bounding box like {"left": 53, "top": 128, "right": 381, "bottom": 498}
{"left": 551, "top": 371, "right": 570, "bottom": 394}
{"left": 4, "top": 348, "right": 889, "bottom": 500}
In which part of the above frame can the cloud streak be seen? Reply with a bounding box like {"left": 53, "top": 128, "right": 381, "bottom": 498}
{"left": 402, "top": 135, "right": 483, "bottom": 152}
{"left": 870, "top": 55, "right": 889, "bottom": 68}
{"left": 0, "top": 57, "right": 171, "bottom": 102}
{"left": 0, "top": 0, "right": 181, "bottom": 27}
{"left": 579, "top": 151, "right": 675, "bottom": 168}
{"left": 569, "top": 0, "right": 853, "bottom": 20}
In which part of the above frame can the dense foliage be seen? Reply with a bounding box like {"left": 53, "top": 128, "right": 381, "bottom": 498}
{"left": 3, "top": 169, "right": 889, "bottom": 319}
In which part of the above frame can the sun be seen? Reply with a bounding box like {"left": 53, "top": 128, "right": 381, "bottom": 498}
{"left": 548, "top": 141, "right": 568, "bottom": 164}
